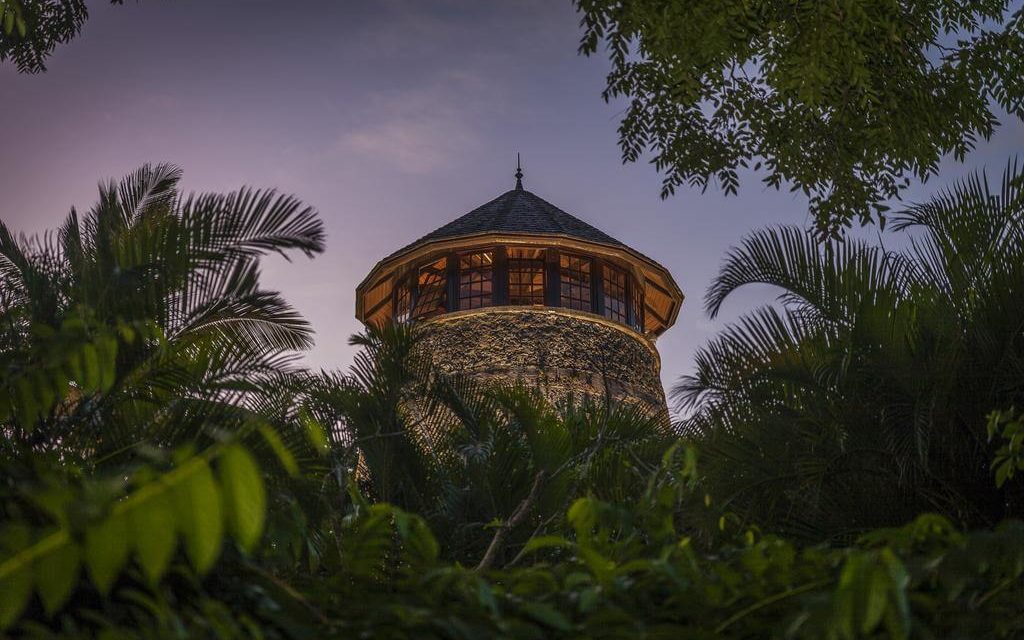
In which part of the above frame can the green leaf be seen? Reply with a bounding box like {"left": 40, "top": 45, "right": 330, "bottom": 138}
{"left": 521, "top": 535, "right": 571, "bottom": 554}
{"left": 81, "top": 343, "right": 100, "bottom": 390}
{"left": 95, "top": 335, "right": 118, "bottom": 391}
{"left": 85, "top": 513, "right": 130, "bottom": 594}
{"left": 299, "top": 407, "right": 329, "bottom": 455}
{"left": 35, "top": 539, "right": 79, "bottom": 615}
{"left": 0, "top": 560, "right": 31, "bottom": 629}
{"left": 995, "top": 459, "right": 1014, "bottom": 488}
{"left": 66, "top": 351, "right": 83, "bottom": 386}
{"left": 567, "top": 497, "right": 598, "bottom": 536}
{"left": 130, "top": 495, "right": 177, "bottom": 583}
{"left": 520, "top": 601, "right": 572, "bottom": 631}
{"left": 402, "top": 515, "right": 439, "bottom": 563}
{"left": 861, "top": 563, "right": 888, "bottom": 633}
{"left": 173, "top": 460, "right": 223, "bottom": 573}
{"left": 578, "top": 545, "right": 616, "bottom": 585}
{"left": 881, "top": 549, "right": 910, "bottom": 640}
{"left": 257, "top": 423, "right": 297, "bottom": 476}
{"left": 578, "top": 587, "right": 600, "bottom": 613}
{"left": 218, "top": 445, "right": 265, "bottom": 553}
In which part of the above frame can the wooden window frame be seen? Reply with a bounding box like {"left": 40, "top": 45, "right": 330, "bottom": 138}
{"left": 394, "top": 244, "right": 647, "bottom": 334}
{"left": 456, "top": 249, "right": 495, "bottom": 311}
{"left": 601, "top": 262, "right": 629, "bottom": 324}
{"left": 413, "top": 256, "right": 449, "bottom": 320}
{"left": 507, "top": 247, "right": 546, "bottom": 306}
{"left": 558, "top": 252, "right": 593, "bottom": 312}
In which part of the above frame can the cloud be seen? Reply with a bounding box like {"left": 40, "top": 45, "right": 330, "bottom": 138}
{"left": 338, "top": 70, "right": 499, "bottom": 174}
{"left": 695, "top": 318, "right": 720, "bottom": 333}
{"left": 345, "top": 112, "right": 477, "bottom": 174}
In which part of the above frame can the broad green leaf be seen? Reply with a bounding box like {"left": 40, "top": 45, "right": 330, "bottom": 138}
{"left": 130, "top": 495, "right": 177, "bottom": 583}
{"left": 96, "top": 335, "right": 117, "bottom": 391}
{"left": 85, "top": 513, "right": 130, "bottom": 594}
{"left": 218, "top": 445, "right": 265, "bottom": 553}
{"left": 0, "top": 561, "right": 31, "bottom": 629}
{"left": 861, "top": 563, "right": 888, "bottom": 633}
{"left": 521, "top": 535, "right": 571, "bottom": 554}
{"left": 520, "top": 601, "right": 572, "bottom": 631}
{"left": 81, "top": 343, "right": 100, "bottom": 390}
{"left": 257, "top": 423, "right": 297, "bottom": 476}
{"left": 578, "top": 587, "right": 600, "bottom": 613}
{"left": 995, "top": 459, "right": 1013, "bottom": 488}
{"left": 834, "top": 555, "right": 864, "bottom": 639}
{"left": 173, "top": 460, "right": 223, "bottom": 573}
{"left": 404, "top": 516, "right": 439, "bottom": 563}
{"left": 49, "top": 368, "right": 70, "bottom": 404}
{"left": 299, "top": 407, "right": 329, "bottom": 455}
{"left": 35, "top": 539, "right": 79, "bottom": 615}
{"left": 567, "top": 498, "right": 598, "bottom": 535}
{"left": 881, "top": 549, "right": 910, "bottom": 639}
{"left": 578, "top": 546, "right": 615, "bottom": 586}
{"left": 66, "top": 351, "right": 83, "bottom": 385}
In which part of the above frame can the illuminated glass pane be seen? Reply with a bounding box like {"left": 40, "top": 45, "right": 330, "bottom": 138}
{"left": 602, "top": 264, "right": 628, "bottom": 324}
{"left": 508, "top": 247, "right": 545, "bottom": 306}
{"left": 559, "top": 254, "right": 591, "bottom": 311}
{"left": 413, "top": 257, "right": 447, "bottom": 319}
{"left": 630, "top": 281, "right": 644, "bottom": 332}
{"left": 458, "top": 251, "right": 493, "bottom": 310}
{"left": 394, "top": 275, "right": 412, "bottom": 324}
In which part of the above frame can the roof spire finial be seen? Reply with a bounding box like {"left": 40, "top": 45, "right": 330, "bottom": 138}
{"left": 514, "top": 153, "right": 524, "bottom": 190}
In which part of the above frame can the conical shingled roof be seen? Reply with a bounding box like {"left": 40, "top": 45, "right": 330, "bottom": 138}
{"left": 383, "top": 187, "right": 628, "bottom": 262}
{"left": 356, "top": 177, "right": 684, "bottom": 336}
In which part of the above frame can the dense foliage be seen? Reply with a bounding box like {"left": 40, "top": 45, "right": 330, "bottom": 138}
{"left": 0, "top": 163, "right": 324, "bottom": 465}
{"left": 679, "top": 160, "right": 1024, "bottom": 541}
{"left": 0, "top": 0, "right": 124, "bottom": 73}
{"left": 575, "top": 0, "right": 1024, "bottom": 234}
{"left": 1, "top": 164, "right": 1023, "bottom": 637}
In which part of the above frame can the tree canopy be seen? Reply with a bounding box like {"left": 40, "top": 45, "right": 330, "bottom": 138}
{"left": 0, "top": 0, "right": 123, "bottom": 73}
{"left": 575, "top": 0, "right": 1024, "bottom": 234}
{"left": 678, "top": 159, "right": 1024, "bottom": 540}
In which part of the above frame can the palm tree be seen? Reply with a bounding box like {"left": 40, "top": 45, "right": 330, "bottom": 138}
{"left": 0, "top": 163, "right": 325, "bottom": 466}
{"left": 677, "top": 160, "right": 1024, "bottom": 541}
{"left": 307, "top": 322, "right": 673, "bottom": 566}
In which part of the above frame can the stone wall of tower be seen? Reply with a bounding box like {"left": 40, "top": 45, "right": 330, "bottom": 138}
{"left": 411, "top": 307, "right": 667, "bottom": 416}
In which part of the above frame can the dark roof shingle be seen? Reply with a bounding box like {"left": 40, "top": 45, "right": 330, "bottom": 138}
{"left": 384, "top": 188, "right": 627, "bottom": 262}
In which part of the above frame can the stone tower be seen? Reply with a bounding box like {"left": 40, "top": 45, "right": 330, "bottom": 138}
{"left": 355, "top": 164, "right": 683, "bottom": 416}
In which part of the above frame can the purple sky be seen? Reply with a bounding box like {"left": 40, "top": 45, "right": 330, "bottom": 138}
{"left": 2, "top": 0, "right": 1021, "bottom": 412}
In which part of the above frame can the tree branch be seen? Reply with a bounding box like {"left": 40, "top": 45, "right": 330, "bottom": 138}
{"left": 475, "top": 470, "right": 546, "bottom": 572}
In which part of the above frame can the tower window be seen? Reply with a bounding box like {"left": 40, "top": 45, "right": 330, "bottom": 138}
{"left": 559, "top": 253, "right": 592, "bottom": 312}
{"left": 508, "top": 247, "right": 545, "bottom": 306}
{"left": 394, "top": 275, "right": 412, "bottom": 324}
{"left": 602, "top": 264, "right": 628, "bottom": 324}
{"left": 630, "top": 281, "right": 644, "bottom": 333}
{"left": 459, "top": 251, "right": 493, "bottom": 310}
{"left": 413, "top": 257, "right": 447, "bottom": 319}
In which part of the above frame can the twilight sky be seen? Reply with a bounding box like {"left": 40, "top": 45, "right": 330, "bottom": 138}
{"left": 2, "top": 0, "right": 1021, "bottom": 412}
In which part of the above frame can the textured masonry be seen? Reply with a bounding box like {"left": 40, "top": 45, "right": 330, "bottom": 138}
{"left": 412, "top": 308, "right": 666, "bottom": 416}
